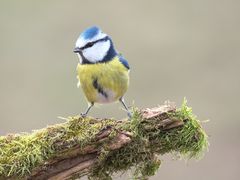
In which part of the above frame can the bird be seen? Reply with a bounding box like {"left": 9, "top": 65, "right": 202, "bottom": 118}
{"left": 73, "top": 26, "right": 131, "bottom": 118}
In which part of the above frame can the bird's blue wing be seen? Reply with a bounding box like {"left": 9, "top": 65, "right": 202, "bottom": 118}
{"left": 118, "top": 55, "right": 130, "bottom": 70}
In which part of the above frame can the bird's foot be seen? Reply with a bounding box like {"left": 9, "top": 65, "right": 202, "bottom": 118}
{"left": 80, "top": 112, "right": 87, "bottom": 118}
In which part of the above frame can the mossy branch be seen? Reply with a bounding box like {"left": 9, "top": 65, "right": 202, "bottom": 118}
{"left": 0, "top": 100, "right": 208, "bottom": 180}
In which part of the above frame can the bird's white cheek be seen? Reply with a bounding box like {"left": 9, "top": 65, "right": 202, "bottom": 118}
{"left": 83, "top": 40, "right": 110, "bottom": 63}
{"left": 77, "top": 54, "right": 83, "bottom": 64}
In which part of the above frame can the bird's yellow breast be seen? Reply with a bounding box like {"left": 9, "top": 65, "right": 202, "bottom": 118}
{"left": 77, "top": 57, "right": 129, "bottom": 104}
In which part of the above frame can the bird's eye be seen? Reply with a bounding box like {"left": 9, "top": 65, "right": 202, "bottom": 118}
{"left": 84, "top": 42, "right": 94, "bottom": 49}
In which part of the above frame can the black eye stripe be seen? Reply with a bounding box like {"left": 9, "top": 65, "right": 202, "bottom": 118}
{"left": 80, "top": 36, "right": 109, "bottom": 50}
{"left": 83, "top": 42, "right": 94, "bottom": 49}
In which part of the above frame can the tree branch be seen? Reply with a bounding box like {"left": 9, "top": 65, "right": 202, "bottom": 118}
{"left": 0, "top": 100, "right": 208, "bottom": 180}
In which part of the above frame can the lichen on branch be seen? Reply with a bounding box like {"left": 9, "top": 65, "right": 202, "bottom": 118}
{"left": 0, "top": 99, "right": 208, "bottom": 180}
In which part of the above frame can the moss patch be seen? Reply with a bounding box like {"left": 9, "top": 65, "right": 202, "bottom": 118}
{"left": 0, "top": 117, "right": 116, "bottom": 178}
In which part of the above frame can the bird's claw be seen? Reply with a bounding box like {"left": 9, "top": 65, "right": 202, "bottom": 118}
{"left": 80, "top": 113, "right": 87, "bottom": 118}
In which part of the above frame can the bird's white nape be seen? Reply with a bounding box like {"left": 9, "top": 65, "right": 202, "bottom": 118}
{"left": 82, "top": 40, "right": 111, "bottom": 63}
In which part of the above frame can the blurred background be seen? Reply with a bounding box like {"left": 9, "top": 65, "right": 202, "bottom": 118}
{"left": 0, "top": 0, "right": 239, "bottom": 179}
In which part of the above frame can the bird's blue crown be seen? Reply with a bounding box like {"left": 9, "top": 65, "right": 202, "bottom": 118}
{"left": 80, "top": 26, "right": 101, "bottom": 40}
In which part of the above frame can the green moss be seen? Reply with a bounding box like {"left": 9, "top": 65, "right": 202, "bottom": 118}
{"left": 0, "top": 99, "right": 208, "bottom": 179}
{"left": 166, "top": 98, "right": 208, "bottom": 158}
{"left": 0, "top": 116, "right": 116, "bottom": 178}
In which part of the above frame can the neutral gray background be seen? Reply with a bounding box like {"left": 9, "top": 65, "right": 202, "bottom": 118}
{"left": 0, "top": 0, "right": 239, "bottom": 179}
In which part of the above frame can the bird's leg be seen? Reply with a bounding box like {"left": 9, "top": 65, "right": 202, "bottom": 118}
{"left": 81, "top": 102, "right": 94, "bottom": 117}
{"left": 119, "top": 97, "right": 132, "bottom": 118}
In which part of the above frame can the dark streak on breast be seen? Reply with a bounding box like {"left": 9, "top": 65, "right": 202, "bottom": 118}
{"left": 92, "top": 78, "right": 108, "bottom": 98}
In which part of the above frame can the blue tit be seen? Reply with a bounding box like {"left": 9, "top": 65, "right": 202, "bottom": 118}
{"left": 73, "top": 26, "right": 131, "bottom": 117}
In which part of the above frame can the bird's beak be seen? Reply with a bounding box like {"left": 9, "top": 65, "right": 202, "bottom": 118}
{"left": 73, "top": 47, "right": 81, "bottom": 53}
